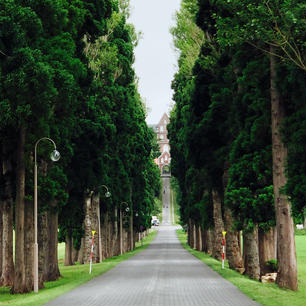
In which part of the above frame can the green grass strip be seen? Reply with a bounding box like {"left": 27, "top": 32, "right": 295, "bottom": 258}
{"left": 170, "top": 189, "right": 174, "bottom": 225}
{"left": 176, "top": 229, "right": 306, "bottom": 306}
{"left": 0, "top": 230, "right": 158, "bottom": 306}
{"left": 170, "top": 187, "right": 180, "bottom": 225}
{"left": 170, "top": 188, "right": 179, "bottom": 225}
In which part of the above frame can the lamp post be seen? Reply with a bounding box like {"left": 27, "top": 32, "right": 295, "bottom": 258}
{"left": 96, "top": 185, "right": 111, "bottom": 263}
{"left": 34, "top": 137, "right": 60, "bottom": 293}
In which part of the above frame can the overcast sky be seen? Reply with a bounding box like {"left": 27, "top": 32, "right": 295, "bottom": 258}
{"left": 128, "top": 0, "right": 182, "bottom": 125}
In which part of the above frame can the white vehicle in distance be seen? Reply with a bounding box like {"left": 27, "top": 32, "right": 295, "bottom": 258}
{"left": 151, "top": 216, "right": 160, "bottom": 226}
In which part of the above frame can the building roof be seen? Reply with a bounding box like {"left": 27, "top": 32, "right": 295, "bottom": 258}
{"left": 157, "top": 113, "right": 169, "bottom": 127}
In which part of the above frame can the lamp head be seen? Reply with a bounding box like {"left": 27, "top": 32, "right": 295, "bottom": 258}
{"left": 50, "top": 150, "right": 61, "bottom": 162}
{"left": 105, "top": 191, "right": 111, "bottom": 198}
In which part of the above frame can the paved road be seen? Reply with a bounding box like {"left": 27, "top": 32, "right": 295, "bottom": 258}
{"left": 46, "top": 225, "right": 260, "bottom": 306}
{"left": 162, "top": 177, "right": 171, "bottom": 225}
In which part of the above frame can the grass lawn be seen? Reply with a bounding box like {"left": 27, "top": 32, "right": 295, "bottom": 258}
{"left": 177, "top": 229, "right": 306, "bottom": 306}
{"left": 170, "top": 187, "right": 180, "bottom": 225}
{"left": 0, "top": 230, "right": 158, "bottom": 306}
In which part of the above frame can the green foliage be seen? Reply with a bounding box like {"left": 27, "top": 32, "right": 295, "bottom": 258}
{"left": 295, "top": 228, "right": 306, "bottom": 236}
{"left": 171, "top": 0, "right": 204, "bottom": 76}
{"left": 214, "top": 0, "right": 306, "bottom": 70}
{"left": 278, "top": 65, "right": 306, "bottom": 221}
{"left": 0, "top": 0, "right": 160, "bottom": 256}
{"left": 266, "top": 259, "right": 278, "bottom": 272}
{"left": 168, "top": 8, "right": 201, "bottom": 223}
{"left": 169, "top": 0, "right": 306, "bottom": 233}
{"left": 152, "top": 198, "right": 162, "bottom": 218}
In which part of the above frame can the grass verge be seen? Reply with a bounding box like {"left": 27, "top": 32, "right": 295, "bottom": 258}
{"left": 0, "top": 230, "right": 158, "bottom": 306}
{"left": 170, "top": 187, "right": 180, "bottom": 225}
{"left": 176, "top": 229, "right": 305, "bottom": 306}
{"left": 170, "top": 188, "right": 174, "bottom": 225}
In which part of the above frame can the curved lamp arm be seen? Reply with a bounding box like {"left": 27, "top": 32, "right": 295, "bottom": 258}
{"left": 98, "top": 184, "right": 111, "bottom": 198}
{"left": 35, "top": 137, "right": 60, "bottom": 164}
{"left": 120, "top": 201, "right": 130, "bottom": 213}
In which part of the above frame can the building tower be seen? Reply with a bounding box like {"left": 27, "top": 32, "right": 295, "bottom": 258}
{"left": 154, "top": 113, "right": 171, "bottom": 175}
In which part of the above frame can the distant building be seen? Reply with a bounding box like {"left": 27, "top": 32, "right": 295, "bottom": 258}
{"left": 153, "top": 113, "right": 171, "bottom": 175}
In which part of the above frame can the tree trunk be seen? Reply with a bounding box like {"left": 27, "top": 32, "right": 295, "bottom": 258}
{"left": 83, "top": 194, "right": 91, "bottom": 263}
{"left": 187, "top": 218, "right": 191, "bottom": 247}
{"left": 224, "top": 207, "right": 244, "bottom": 271}
{"left": 243, "top": 228, "right": 260, "bottom": 280}
{"left": 113, "top": 206, "right": 120, "bottom": 256}
{"left": 1, "top": 158, "right": 14, "bottom": 286}
{"left": 188, "top": 219, "right": 194, "bottom": 248}
{"left": 129, "top": 184, "right": 134, "bottom": 251}
{"left": 38, "top": 202, "right": 60, "bottom": 282}
{"left": 223, "top": 163, "right": 244, "bottom": 271}
{"left": 135, "top": 231, "right": 139, "bottom": 243}
{"left": 201, "top": 228, "right": 207, "bottom": 252}
{"left": 114, "top": 206, "right": 118, "bottom": 237}
{"left": 0, "top": 142, "right": 3, "bottom": 282}
{"left": 33, "top": 156, "right": 60, "bottom": 281}
{"left": 258, "top": 227, "right": 277, "bottom": 275}
{"left": 206, "top": 228, "right": 213, "bottom": 254}
{"left": 45, "top": 210, "right": 60, "bottom": 281}
{"left": 197, "top": 226, "right": 202, "bottom": 251}
{"left": 83, "top": 193, "right": 98, "bottom": 263}
{"left": 72, "top": 240, "right": 79, "bottom": 264}
{"left": 24, "top": 199, "right": 34, "bottom": 291}
{"left": 77, "top": 238, "right": 84, "bottom": 264}
{"left": 83, "top": 194, "right": 92, "bottom": 263}
{"left": 64, "top": 234, "right": 73, "bottom": 266}
{"left": 120, "top": 209, "right": 123, "bottom": 255}
{"left": 11, "top": 127, "right": 26, "bottom": 293}
{"left": 38, "top": 211, "right": 48, "bottom": 288}
{"left": 94, "top": 193, "right": 102, "bottom": 263}
{"left": 130, "top": 213, "right": 134, "bottom": 251}
{"left": 193, "top": 223, "right": 197, "bottom": 249}
{"left": 202, "top": 228, "right": 213, "bottom": 253}
{"left": 103, "top": 211, "right": 110, "bottom": 258}
{"left": 270, "top": 50, "right": 298, "bottom": 290}
{"left": 238, "top": 231, "right": 242, "bottom": 256}
{"left": 126, "top": 228, "right": 130, "bottom": 252}
{"left": 0, "top": 201, "right": 3, "bottom": 285}
{"left": 212, "top": 190, "right": 224, "bottom": 261}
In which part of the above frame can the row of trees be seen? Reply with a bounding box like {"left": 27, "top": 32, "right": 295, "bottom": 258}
{"left": 0, "top": 0, "right": 161, "bottom": 293}
{"left": 169, "top": 0, "right": 305, "bottom": 291}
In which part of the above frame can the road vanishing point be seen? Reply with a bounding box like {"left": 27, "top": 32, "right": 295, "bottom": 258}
{"left": 46, "top": 177, "right": 260, "bottom": 306}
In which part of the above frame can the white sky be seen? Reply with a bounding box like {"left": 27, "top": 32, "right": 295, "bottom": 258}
{"left": 128, "top": 0, "right": 182, "bottom": 125}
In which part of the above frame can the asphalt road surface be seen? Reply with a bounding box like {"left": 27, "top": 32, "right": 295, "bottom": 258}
{"left": 162, "top": 176, "right": 171, "bottom": 225}
{"left": 46, "top": 177, "right": 260, "bottom": 306}
{"left": 46, "top": 233, "right": 260, "bottom": 305}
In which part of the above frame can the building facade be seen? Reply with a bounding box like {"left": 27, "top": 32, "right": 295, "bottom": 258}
{"left": 153, "top": 113, "right": 171, "bottom": 175}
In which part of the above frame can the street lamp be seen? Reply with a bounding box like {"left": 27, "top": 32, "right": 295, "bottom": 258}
{"left": 98, "top": 185, "right": 111, "bottom": 198}
{"left": 96, "top": 185, "right": 111, "bottom": 263}
{"left": 34, "top": 137, "right": 60, "bottom": 293}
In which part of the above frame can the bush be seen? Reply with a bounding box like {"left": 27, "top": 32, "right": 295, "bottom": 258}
{"left": 295, "top": 228, "right": 306, "bottom": 235}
